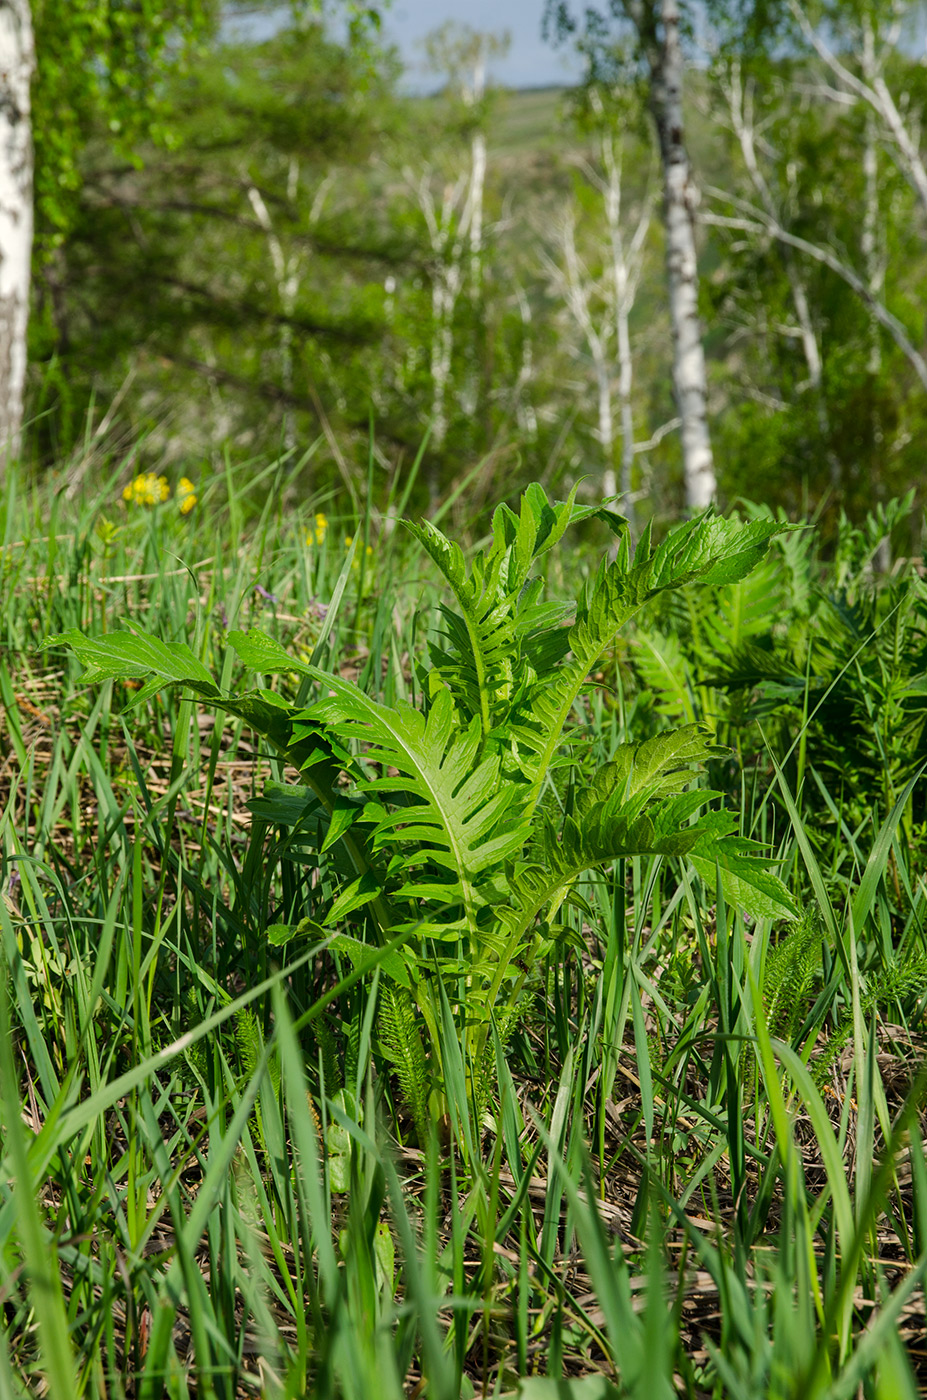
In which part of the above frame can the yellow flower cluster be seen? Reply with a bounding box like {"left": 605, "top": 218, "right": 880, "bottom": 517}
{"left": 122, "top": 473, "right": 169, "bottom": 507}
{"left": 121, "top": 473, "right": 198, "bottom": 513}
{"left": 178, "top": 477, "right": 197, "bottom": 515}
{"left": 306, "top": 513, "right": 328, "bottom": 547}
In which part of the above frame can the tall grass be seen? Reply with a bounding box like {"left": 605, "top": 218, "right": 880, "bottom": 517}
{"left": 0, "top": 452, "right": 925, "bottom": 1397}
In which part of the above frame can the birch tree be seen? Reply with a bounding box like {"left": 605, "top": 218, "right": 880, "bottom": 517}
{"left": 0, "top": 1, "right": 34, "bottom": 461}
{"left": 247, "top": 165, "right": 332, "bottom": 450}
{"left": 547, "top": 2, "right": 717, "bottom": 509}
{"left": 708, "top": 57, "right": 849, "bottom": 483}
{"left": 2, "top": 1, "right": 386, "bottom": 468}
{"left": 702, "top": 0, "right": 927, "bottom": 504}
{"left": 785, "top": 0, "right": 916, "bottom": 394}
{"left": 544, "top": 213, "right": 618, "bottom": 501}
{"left": 715, "top": 63, "right": 823, "bottom": 401}
{"left": 701, "top": 180, "right": 927, "bottom": 393}
{"left": 544, "top": 89, "right": 656, "bottom": 525}
{"left": 787, "top": 0, "right": 927, "bottom": 220}
{"left": 409, "top": 25, "right": 510, "bottom": 500}
{"left": 586, "top": 92, "right": 656, "bottom": 519}
{"left": 0, "top": 0, "right": 222, "bottom": 467}
{"left": 407, "top": 167, "right": 473, "bottom": 456}
{"left": 421, "top": 24, "right": 511, "bottom": 302}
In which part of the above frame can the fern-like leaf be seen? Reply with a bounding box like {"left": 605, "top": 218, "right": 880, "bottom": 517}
{"left": 404, "top": 484, "right": 584, "bottom": 739}
{"left": 378, "top": 983, "right": 431, "bottom": 1143}
{"left": 513, "top": 514, "right": 787, "bottom": 808}
{"left": 303, "top": 673, "right": 528, "bottom": 928}
{"left": 764, "top": 909, "right": 822, "bottom": 1043}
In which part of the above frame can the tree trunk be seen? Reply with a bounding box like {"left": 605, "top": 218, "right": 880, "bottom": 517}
{"left": 598, "top": 122, "right": 649, "bottom": 532}
{"left": 0, "top": 0, "right": 34, "bottom": 465}
{"left": 860, "top": 21, "right": 884, "bottom": 377}
{"left": 647, "top": 0, "right": 716, "bottom": 509}
{"left": 616, "top": 300, "right": 635, "bottom": 519}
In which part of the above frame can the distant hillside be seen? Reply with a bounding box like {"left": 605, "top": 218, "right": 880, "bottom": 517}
{"left": 490, "top": 87, "right": 573, "bottom": 154}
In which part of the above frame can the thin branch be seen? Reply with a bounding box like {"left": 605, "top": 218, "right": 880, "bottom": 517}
{"left": 702, "top": 204, "right": 927, "bottom": 391}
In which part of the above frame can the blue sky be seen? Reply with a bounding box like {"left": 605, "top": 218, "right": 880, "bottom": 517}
{"left": 382, "top": 0, "right": 582, "bottom": 91}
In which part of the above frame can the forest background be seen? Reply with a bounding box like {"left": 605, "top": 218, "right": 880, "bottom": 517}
{"left": 14, "top": 0, "right": 927, "bottom": 533}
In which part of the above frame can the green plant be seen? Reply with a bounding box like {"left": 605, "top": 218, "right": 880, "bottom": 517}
{"left": 701, "top": 497, "right": 927, "bottom": 830}
{"left": 47, "top": 484, "right": 797, "bottom": 1141}
{"left": 630, "top": 502, "right": 812, "bottom": 765}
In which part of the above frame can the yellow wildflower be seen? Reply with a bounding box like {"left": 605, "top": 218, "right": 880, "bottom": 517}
{"left": 178, "top": 477, "right": 197, "bottom": 515}
{"left": 306, "top": 512, "right": 328, "bottom": 547}
{"left": 122, "top": 472, "right": 170, "bottom": 506}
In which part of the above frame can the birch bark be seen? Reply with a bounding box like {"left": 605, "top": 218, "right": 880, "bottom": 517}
{"left": 411, "top": 169, "right": 471, "bottom": 453}
{"left": 643, "top": 0, "right": 716, "bottom": 508}
{"left": 464, "top": 49, "right": 487, "bottom": 299}
{"left": 860, "top": 19, "right": 885, "bottom": 377}
{"left": 247, "top": 166, "right": 331, "bottom": 453}
{"left": 600, "top": 130, "right": 652, "bottom": 528}
{"left": 0, "top": 0, "right": 34, "bottom": 464}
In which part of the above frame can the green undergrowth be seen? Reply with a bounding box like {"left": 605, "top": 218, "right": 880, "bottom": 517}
{"left": 0, "top": 455, "right": 926, "bottom": 1398}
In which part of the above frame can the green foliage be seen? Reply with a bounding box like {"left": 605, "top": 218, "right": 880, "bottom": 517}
{"left": 49, "top": 486, "right": 796, "bottom": 1140}
{"left": 708, "top": 505, "right": 927, "bottom": 825}
{"left": 29, "top": 11, "right": 403, "bottom": 460}
{"left": 21, "top": 0, "right": 927, "bottom": 524}
{"left": 31, "top": 0, "right": 219, "bottom": 258}
{"left": 632, "top": 513, "right": 799, "bottom": 742}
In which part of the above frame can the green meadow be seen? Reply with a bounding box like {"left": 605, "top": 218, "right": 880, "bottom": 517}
{"left": 0, "top": 450, "right": 925, "bottom": 1397}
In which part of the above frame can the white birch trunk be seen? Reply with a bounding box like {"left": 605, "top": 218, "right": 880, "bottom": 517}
{"left": 648, "top": 0, "right": 716, "bottom": 509}
{"left": 469, "top": 130, "right": 486, "bottom": 298}
{"left": 861, "top": 108, "right": 882, "bottom": 374}
{"left": 596, "top": 357, "right": 616, "bottom": 498}
{"left": 616, "top": 300, "right": 634, "bottom": 512}
{"left": 465, "top": 51, "right": 487, "bottom": 300}
{"left": 790, "top": 0, "right": 927, "bottom": 219}
{"left": 718, "top": 63, "right": 840, "bottom": 476}
{"left": 597, "top": 119, "right": 651, "bottom": 526}
{"left": 860, "top": 21, "right": 884, "bottom": 377}
{"left": 513, "top": 285, "right": 537, "bottom": 439}
{"left": 547, "top": 214, "right": 617, "bottom": 498}
{"left": 248, "top": 166, "right": 331, "bottom": 453}
{"left": 0, "top": 0, "right": 34, "bottom": 465}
